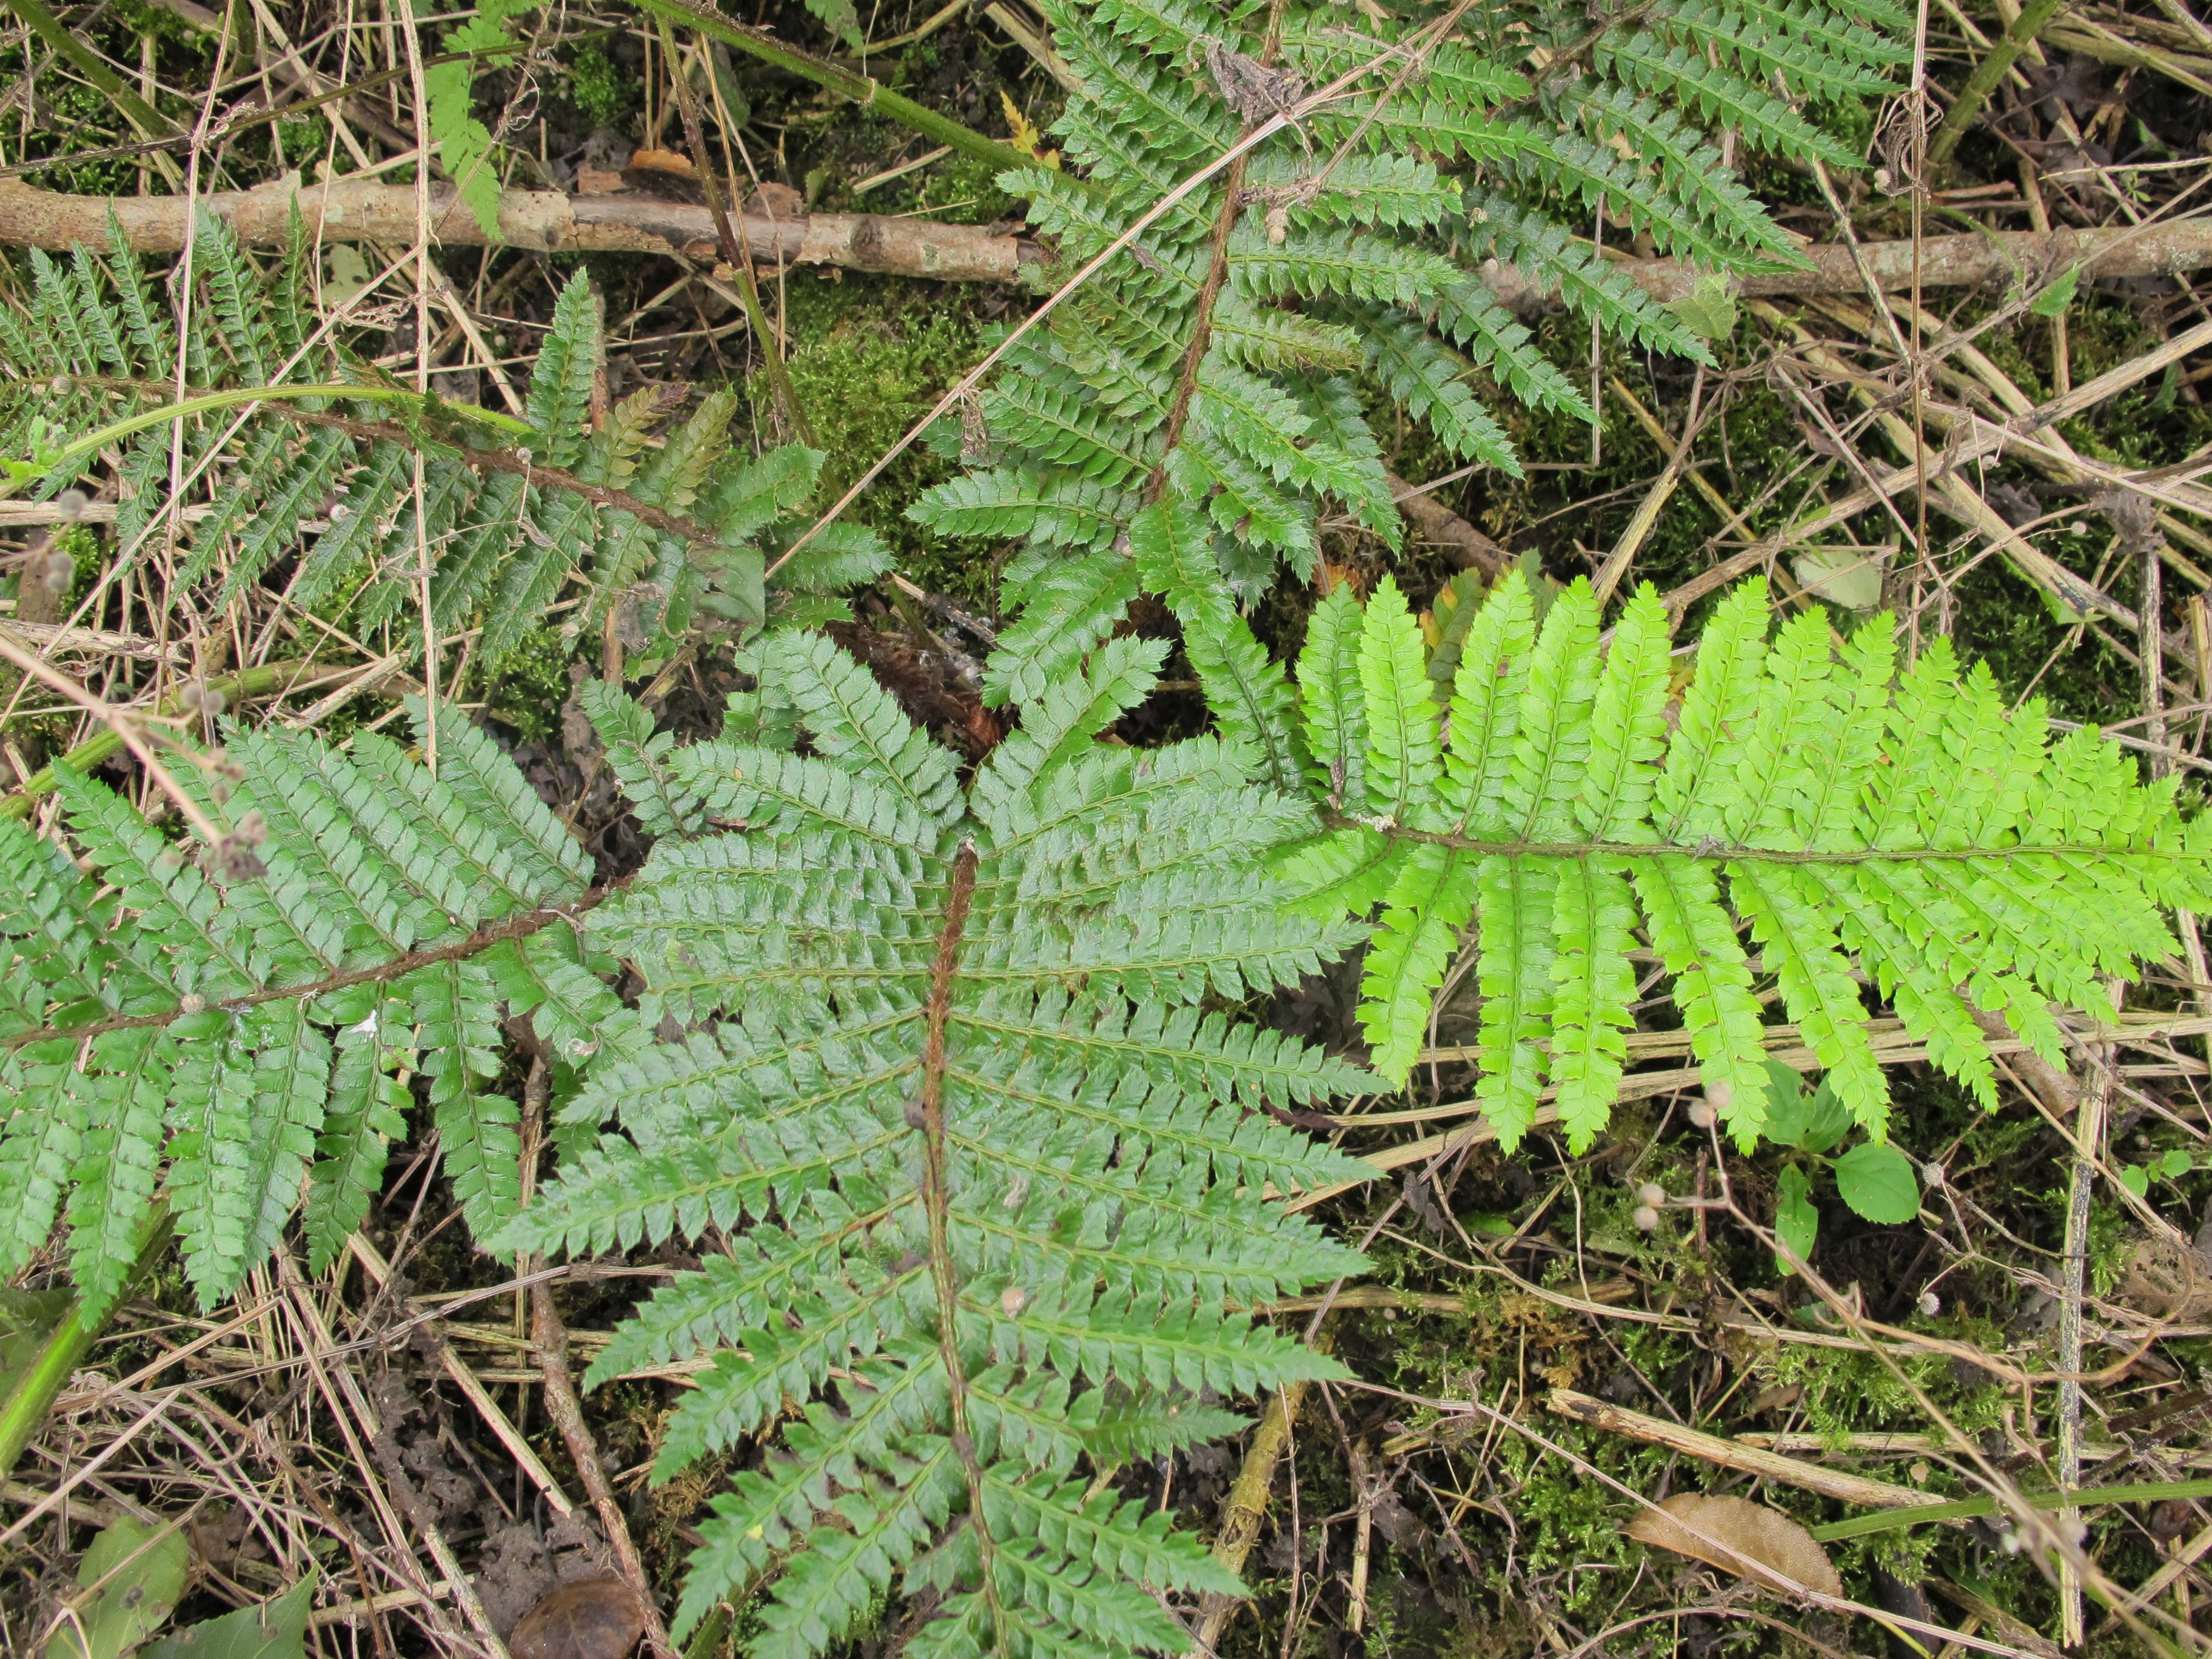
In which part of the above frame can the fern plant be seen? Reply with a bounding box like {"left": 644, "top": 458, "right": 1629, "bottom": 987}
{"left": 495, "top": 627, "right": 1373, "bottom": 1655}
{"left": 0, "top": 223, "right": 878, "bottom": 663}
{"left": 0, "top": 697, "right": 622, "bottom": 1315}
{"left": 1278, "top": 570, "right": 2212, "bottom": 1151}
{"left": 909, "top": 0, "right": 1906, "bottom": 705}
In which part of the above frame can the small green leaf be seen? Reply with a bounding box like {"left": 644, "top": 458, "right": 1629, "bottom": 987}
{"left": 139, "top": 1579, "right": 312, "bottom": 1659}
{"left": 1775, "top": 1164, "right": 1818, "bottom": 1273}
{"left": 45, "top": 1518, "right": 190, "bottom": 1659}
{"left": 1797, "top": 1077, "right": 1853, "bottom": 1156}
{"left": 1669, "top": 275, "right": 1739, "bottom": 341}
{"left": 2120, "top": 1164, "right": 2152, "bottom": 1199}
{"left": 2028, "top": 266, "right": 2079, "bottom": 318}
{"left": 2160, "top": 1148, "right": 2196, "bottom": 1179}
{"left": 1833, "top": 1139, "right": 1920, "bottom": 1224}
{"left": 1792, "top": 545, "right": 1886, "bottom": 612}
{"left": 1761, "top": 1061, "right": 1811, "bottom": 1147}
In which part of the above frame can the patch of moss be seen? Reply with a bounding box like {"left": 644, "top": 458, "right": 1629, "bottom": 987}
{"left": 480, "top": 623, "right": 576, "bottom": 746}
{"left": 751, "top": 273, "right": 998, "bottom": 608}
{"left": 564, "top": 42, "right": 635, "bottom": 129}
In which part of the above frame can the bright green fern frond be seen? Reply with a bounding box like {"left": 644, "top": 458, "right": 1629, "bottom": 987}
{"left": 1283, "top": 576, "right": 2211, "bottom": 1156}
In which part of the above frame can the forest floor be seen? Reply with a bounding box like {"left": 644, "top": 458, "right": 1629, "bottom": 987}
{"left": 8, "top": 0, "right": 2212, "bottom": 1654}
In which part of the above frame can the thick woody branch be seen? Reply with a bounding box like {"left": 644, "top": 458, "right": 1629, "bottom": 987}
{"left": 10, "top": 176, "right": 2212, "bottom": 300}
{"left": 0, "top": 177, "right": 1042, "bottom": 284}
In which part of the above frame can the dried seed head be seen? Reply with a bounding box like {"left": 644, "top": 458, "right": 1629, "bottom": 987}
{"left": 1636, "top": 1182, "right": 1666, "bottom": 1207}
{"left": 233, "top": 808, "right": 267, "bottom": 846}
{"left": 999, "top": 1284, "right": 1029, "bottom": 1317}
{"left": 179, "top": 682, "right": 205, "bottom": 709}
{"left": 1265, "top": 203, "right": 1289, "bottom": 244}
{"left": 1686, "top": 1101, "right": 1716, "bottom": 1129}
{"left": 1917, "top": 1290, "right": 1942, "bottom": 1318}
{"left": 1921, "top": 1162, "right": 1945, "bottom": 1190}
{"left": 178, "top": 993, "right": 207, "bottom": 1014}
{"left": 41, "top": 552, "right": 75, "bottom": 592}
{"left": 54, "top": 489, "right": 89, "bottom": 521}
{"left": 1632, "top": 1205, "right": 1660, "bottom": 1232}
{"left": 1703, "top": 1080, "right": 1732, "bottom": 1116}
{"left": 201, "top": 688, "right": 227, "bottom": 716}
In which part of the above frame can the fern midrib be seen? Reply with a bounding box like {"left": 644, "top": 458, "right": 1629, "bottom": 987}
{"left": 1330, "top": 813, "right": 2179, "bottom": 866}
{"left": 1, "top": 885, "right": 617, "bottom": 1053}
{"left": 914, "top": 840, "right": 1005, "bottom": 1640}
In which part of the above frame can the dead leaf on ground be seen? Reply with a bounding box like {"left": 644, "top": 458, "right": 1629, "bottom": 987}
{"left": 507, "top": 1577, "right": 646, "bottom": 1659}
{"left": 2118, "top": 1234, "right": 2212, "bottom": 1321}
{"left": 1626, "top": 1493, "right": 1842, "bottom": 1599}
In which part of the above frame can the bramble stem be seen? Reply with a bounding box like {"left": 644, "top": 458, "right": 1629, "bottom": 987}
{"left": 0, "top": 1205, "right": 173, "bottom": 1478}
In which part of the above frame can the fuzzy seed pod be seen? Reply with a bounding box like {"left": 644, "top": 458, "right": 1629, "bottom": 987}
{"left": 1686, "top": 1101, "right": 1716, "bottom": 1129}
{"left": 999, "top": 1285, "right": 1029, "bottom": 1316}
{"left": 1631, "top": 1205, "right": 1660, "bottom": 1232}
{"left": 1636, "top": 1182, "right": 1666, "bottom": 1207}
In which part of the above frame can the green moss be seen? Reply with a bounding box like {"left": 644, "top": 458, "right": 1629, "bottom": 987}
{"left": 753, "top": 274, "right": 996, "bottom": 608}
{"left": 480, "top": 622, "right": 575, "bottom": 746}
{"left": 565, "top": 41, "right": 635, "bottom": 127}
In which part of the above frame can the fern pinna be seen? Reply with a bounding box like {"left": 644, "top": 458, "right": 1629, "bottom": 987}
{"left": 495, "top": 629, "right": 1372, "bottom": 1657}
{"left": 1285, "top": 571, "right": 2212, "bottom": 1152}
{"left": 910, "top": 0, "right": 1904, "bottom": 705}
{"left": 1, "top": 227, "right": 877, "bottom": 661}
{"left": 0, "top": 700, "right": 620, "bottom": 1315}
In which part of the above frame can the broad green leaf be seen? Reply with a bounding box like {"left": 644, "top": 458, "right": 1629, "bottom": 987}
{"left": 139, "top": 1579, "right": 312, "bottom": 1659}
{"left": 1832, "top": 1139, "right": 1920, "bottom": 1224}
{"left": 1775, "top": 1164, "right": 1818, "bottom": 1272}
{"left": 45, "top": 1518, "right": 190, "bottom": 1659}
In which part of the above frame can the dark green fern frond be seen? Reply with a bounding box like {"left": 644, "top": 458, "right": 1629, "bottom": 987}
{"left": 497, "top": 626, "right": 1371, "bottom": 1657}
{"left": 0, "top": 702, "right": 608, "bottom": 1312}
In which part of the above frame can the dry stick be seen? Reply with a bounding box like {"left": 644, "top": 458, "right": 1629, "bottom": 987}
{"left": 530, "top": 1285, "right": 677, "bottom": 1657}
{"left": 1543, "top": 1389, "right": 1958, "bottom": 1515}
{"left": 2056, "top": 1000, "right": 2116, "bottom": 1648}
{"left": 1185, "top": 1326, "right": 1336, "bottom": 1657}
{"left": 1384, "top": 469, "right": 1506, "bottom": 578}
{"left": 21, "top": 172, "right": 2212, "bottom": 300}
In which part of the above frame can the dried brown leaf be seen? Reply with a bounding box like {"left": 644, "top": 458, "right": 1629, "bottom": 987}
{"left": 506, "top": 1577, "right": 646, "bottom": 1659}
{"left": 1626, "top": 1493, "right": 1842, "bottom": 1598}
{"left": 2119, "top": 1235, "right": 2212, "bottom": 1321}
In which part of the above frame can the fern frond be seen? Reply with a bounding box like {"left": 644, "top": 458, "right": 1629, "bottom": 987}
{"left": 1596, "top": 33, "right": 1864, "bottom": 166}
{"left": 1289, "top": 576, "right": 2212, "bottom": 1154}
{"left": 495, "top": 627, "right": 1367, "bottom": 1652}
{"left": 1466, "top": 190, "right": 1715, "bottom": 363}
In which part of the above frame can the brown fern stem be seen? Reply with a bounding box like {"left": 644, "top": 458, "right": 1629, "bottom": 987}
{"left": 2, "top": 886, "right": 619, "bottom": 1051}
{"left": 916, "top": 843, "right": 1002, "bottom": 1635}
{"left": 1149, "top": 158, "right": 1253, "bottom": 489}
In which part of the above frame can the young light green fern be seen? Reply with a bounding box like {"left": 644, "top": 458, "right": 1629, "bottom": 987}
{"left": 1280, "top": 573, "right": 2212, "bottom": 1151}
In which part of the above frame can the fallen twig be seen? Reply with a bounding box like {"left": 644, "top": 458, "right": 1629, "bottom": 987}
{"left": 10, "top": 176, "right": 2212, "bottom": 305}
{"left": 1544, "top": 1388, "right": 1960, "bottom": 1515}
